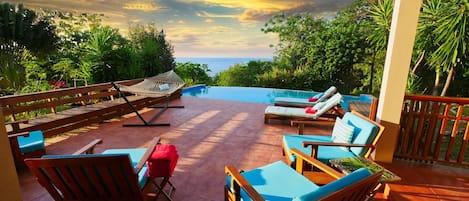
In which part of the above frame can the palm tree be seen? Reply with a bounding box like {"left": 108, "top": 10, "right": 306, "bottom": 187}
{"left": 423, "top": 0, "right": 469, "bottom": 96}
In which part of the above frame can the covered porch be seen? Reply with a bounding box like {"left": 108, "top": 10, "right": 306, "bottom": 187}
{"left": 17, "top": 97, "right": 469, "bottom": 201}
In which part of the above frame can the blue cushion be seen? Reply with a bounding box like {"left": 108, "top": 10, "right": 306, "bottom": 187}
{"left": 342, "top": 113, "right": 379, "bottom": 156}
{"left": 226, "top": 161, "right": 319, "bottom": 201}
{"left": 283, "top": 135, "right": 332, "bottom": 162}
{"left": 17, "top": 130, "right": 45, "bottom": 154}
{"left": 283, "top": 134, "right": 357, "bottom": 164}
{"left": 293, "top": 168, "right": 372, "bottom": 201}
{"left": 102, "top": 148, "right": 148, "bottom": 188}
{"left": 102, "top": 148, "right": 147, "bottom": 167}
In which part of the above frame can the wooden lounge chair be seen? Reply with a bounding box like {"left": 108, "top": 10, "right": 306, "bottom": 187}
{"left": 225, "top": 148, "right": 382, "bottom": 201}
{"left": 274, "top": 86, "right": 337, "bottom": 107}
{"left": 8, "top": 130, "right": 45, "bottom": 166}
{"left": 24, "top": 137, "right": 160, "bottom": 201}
{"left": 265, "top": 93, "right": 345, "bottom": 124}
{"left": 282, "top": 111, "right": 385, "bottom": 167}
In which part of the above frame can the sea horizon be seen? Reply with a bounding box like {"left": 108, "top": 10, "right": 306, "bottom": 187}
{"left": 175, "top": 57, "right": 273, "bottom": 77}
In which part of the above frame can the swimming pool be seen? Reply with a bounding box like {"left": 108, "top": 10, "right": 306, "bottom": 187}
{"left": 182, "top": 85, "right": 369, "bottom": 111}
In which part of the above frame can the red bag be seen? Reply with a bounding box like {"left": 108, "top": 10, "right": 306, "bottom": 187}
{"left": 147, "top": 144, "right": 179, "bottom": 177}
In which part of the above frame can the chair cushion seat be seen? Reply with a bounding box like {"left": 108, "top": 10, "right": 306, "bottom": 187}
{"left": 227, "top": 161, "right": 319, "bottom": 201}
{"left": 18, "top": 130, "right": 45, "bottom": 154}
{"left": 265, "top": 106, "right": 320, "bottom": 119}
{"left": 283, "top": 135, "right": 356, "bottom": 164}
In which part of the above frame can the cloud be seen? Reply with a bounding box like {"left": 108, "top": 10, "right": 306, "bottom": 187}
{"left": 122, "top": 3, "right": 166, "bottom": 11}
{"left": 205, "top": 18, "right": 214, "bottom": 23}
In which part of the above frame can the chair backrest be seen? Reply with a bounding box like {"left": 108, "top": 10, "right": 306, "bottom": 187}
{"left": 25, "top": 154, "right": 144, "bottom": 201}
{"left": 315, "top": 93, "right": 343, "bottom": 117}
{"left": 342, "top": 111, "right": 384, "bottom": 157}
{"left": 317, "top": 86, "right": 337, "bottom": 102}
{"left": 292, "top": 168, "right": 382, "bottom": 201}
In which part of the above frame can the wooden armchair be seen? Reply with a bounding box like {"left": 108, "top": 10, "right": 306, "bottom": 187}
{"left": 8, "top": 130, "right": 45, "bottom": 166}
{"left": 24, "top": 137, "right": 160, "bottom": 201}
{"left": 282, "top": 111, "right": 385, "bottom": 167}
{"left": 225, "top": 148, "right": 382, "bottom": 201}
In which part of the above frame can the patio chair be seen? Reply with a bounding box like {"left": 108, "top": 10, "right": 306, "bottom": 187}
{"left": 225, "top": 148, "right": 382, "bottom": 201}
{"left": 274, "top": 86, "right": 337, "bottom": 107}
{"left": 264, "top": 93, "right": 344, "bottom": 124}
{"left": 24, "top": 137, "right": 160, "bottom": 201}
{"left": 8, "top": 130, "right": 45, "bottom": 166}
{"left": 282, "top": 111, "right": 385, "bottom": 167}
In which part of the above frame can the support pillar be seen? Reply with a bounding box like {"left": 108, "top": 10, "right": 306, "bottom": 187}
{"left": 0, "top": 109, "right": 23, "bottom": 200}
{"left": 375, "top": 0, "right": 422, "bottom": 163}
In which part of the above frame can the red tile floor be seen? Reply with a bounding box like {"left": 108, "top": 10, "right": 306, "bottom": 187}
{"left": 18, "top": 97, "right": 469, "bottom": 200}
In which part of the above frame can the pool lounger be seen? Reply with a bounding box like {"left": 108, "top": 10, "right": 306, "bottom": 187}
{"left": 265, "top": 93, "right": 344, "bottom": 123}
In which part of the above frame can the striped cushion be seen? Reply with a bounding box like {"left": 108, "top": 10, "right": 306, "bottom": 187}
{"left": 331, "top": 117, "right": 354, "bottom": 151}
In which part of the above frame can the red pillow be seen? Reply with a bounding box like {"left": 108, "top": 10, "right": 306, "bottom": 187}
{"left": 147, "top": 144, "right": 179, "bottom": 177}
{"left": 308, "top": 97, "right": 319, "bottom": 102}
{"left": 305, "top": 107, "right": 317, "bottom": 114}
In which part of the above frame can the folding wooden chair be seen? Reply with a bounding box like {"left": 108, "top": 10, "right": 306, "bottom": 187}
{"left": 147, "top": 144, "right": 179, "bottom": 201}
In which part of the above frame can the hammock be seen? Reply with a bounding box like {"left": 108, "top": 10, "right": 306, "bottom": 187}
{"left": 115, "top": 70, "right": 185, "bottom": 97}
{"left": 111, "top": 70, "right": 185, "bottom": 127}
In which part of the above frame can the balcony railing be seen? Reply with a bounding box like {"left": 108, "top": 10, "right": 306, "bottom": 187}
{"left": 396, "top": 94, "right": 469, "bottom": 167}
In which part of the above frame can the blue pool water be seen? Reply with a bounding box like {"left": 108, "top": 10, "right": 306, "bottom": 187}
{"left": 182, "top": 85, "right": 368, "bottom": 111}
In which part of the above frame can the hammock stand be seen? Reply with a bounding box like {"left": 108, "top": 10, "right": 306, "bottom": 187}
{"left": 111, "top": 70, "right": 185, "bottom": 127}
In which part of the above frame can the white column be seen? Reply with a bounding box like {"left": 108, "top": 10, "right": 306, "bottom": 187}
{"left": 0, "top": 110, "right": 23, "bottom": 201}
{"left": 375, "top": 0, "right": 422, "bottom": 163}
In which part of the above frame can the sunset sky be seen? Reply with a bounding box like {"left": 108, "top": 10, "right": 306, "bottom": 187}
{"left": 8, "top": 0, "right": 354, "bottom": 58}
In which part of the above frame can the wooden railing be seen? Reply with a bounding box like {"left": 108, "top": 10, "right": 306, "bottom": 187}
{"left": 396, "top": 94, "right": 469, "bottom": 167}
{"left": 1, "top": 79, "right": 182, "bottom": 138}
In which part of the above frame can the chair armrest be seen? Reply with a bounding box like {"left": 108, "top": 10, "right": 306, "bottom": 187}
{"left": 303, "top": 141, "right": 374, "bottom": 148}
{"left": 73, "top": 139, "right": 103, "bottom": 155}
{"left": 225, "top": 165, "right": 265, "bottom": 201}
{"left": 290, "top": 148, "right": 344, "bottom": 179}
{"left": 134, "top": 137, "right": 160, "bottom": 174}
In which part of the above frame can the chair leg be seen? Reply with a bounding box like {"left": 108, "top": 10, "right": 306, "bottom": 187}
{"left": 150, "top": 177, "right": 175, "bottom": 201}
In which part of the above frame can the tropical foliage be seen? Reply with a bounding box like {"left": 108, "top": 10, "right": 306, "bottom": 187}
{"left": 0, "top": 2, "right": 175, "bottom": 95}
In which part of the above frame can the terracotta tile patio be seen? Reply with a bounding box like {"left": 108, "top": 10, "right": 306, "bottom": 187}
{"left": 17, "top": 96, "right": 469, "bottom": 201}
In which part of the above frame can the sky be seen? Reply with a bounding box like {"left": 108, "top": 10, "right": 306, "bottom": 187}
{"left": 8, "top": 0, "right": 354, "bottom": 58}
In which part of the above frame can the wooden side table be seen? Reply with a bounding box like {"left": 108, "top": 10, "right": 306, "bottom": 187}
{"left": 329, "top": 157, "right": 401, "bottom": 200}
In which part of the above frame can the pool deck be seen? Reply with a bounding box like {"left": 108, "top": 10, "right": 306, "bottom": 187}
{"left": 18, "top": 96, "right": 469, "bottom": 201}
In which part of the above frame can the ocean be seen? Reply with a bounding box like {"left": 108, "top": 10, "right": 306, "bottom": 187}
{"left": 175, "top": 57, "right": 272, "bottom": 77}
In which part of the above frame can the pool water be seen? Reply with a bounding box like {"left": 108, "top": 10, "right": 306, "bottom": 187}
{"left": 182, "top": 85, "right": 366, "bottom": 111}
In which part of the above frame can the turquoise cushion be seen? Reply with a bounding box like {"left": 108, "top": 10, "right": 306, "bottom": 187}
{"left": 102, "top": 148, "right": 148, "bottom": 188}
{"left": 283, "top": 134, "right": 357, "bottom": 164}
{"left": 226, "top": 161, "right": 319, "bottom": 201}
{"left": 293, "top": 168, "right": 372, "bottom": 201}
{"left": 282, "top": 135, "right": 332, "bottom": 162}
{"left": 17, "top": 130, "right": 45, "bottom": 154}
{"left": 342, "top": 113, "right": 379, "bottom": 156}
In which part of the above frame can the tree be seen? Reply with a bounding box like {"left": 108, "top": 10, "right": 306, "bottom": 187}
{"left": 425, "top": 0, "right": 469, "bottom": 96}
{"left": 128, "top": 24, "right": 175, "bottom": 77}
{"left": 175, "top": 62, "right": 211, "bottom": 85}
{"left": 0, "top": 2, "right": 57, "bottom": 92}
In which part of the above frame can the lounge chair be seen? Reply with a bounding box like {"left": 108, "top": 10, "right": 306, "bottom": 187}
{"left": 225, "top": 148, "right": 382, "bottom": 201}
{"left": 8, "top": 130, "right": 45, "bottom": 166}
{"left": 274, "top": 86, "right": 337, "bottom": 107}
{"left": 264, "top": 93, "right": 344, "bottom": 124}
{"left": 24, "top": 137, "right": 160, "bottom": 201}
{"left": 282, "top": 111, "right": 385, "bottom": 167}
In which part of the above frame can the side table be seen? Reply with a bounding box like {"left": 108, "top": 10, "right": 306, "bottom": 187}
{"left": 329, "top": 157, "right": 401, "bottom": 200}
